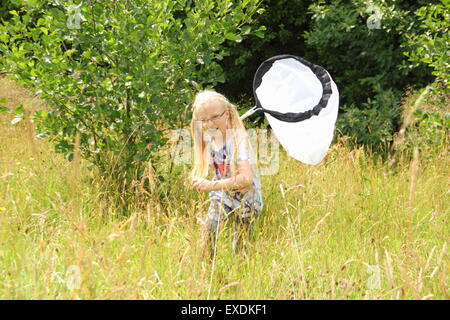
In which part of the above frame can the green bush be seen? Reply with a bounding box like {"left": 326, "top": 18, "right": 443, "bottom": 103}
{"left": 0, "top": 0, "right": 262, "bottom": 193}
{"left": 305, "top": 0, "right": 437, "bottom": 149}
{"left": 403, "top": 0, "right": 450, "bottom": 91}
{"left": 336, "top": 85, "right": 401, "bottom": 149}
{"left": 0, "top": 0, "right": 21, "bottom": 22}
{"left": 217, "top": 0, "right": 313, "bottom": 103}
{"left": 403, "top": 87, "right": 450, "bottom": 156}
{"left": 218, "top": 0, "right": 442, "bottom": 150}
{"left": 0, "top": 0, "right": 21, "bottom": 72}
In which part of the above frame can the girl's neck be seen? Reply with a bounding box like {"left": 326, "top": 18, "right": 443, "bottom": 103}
{"left": 210, "top": 126, "right": 231, "bottom": 150}
{"left": 211, "top": 135, "right": 226, "bottom": 151}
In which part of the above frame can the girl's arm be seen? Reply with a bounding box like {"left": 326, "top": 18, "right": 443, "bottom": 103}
{"left": 192, "top": 160, "right": 253, "bottom": 192}
{"left": 213, "top": 160, "right": 253, "bottom": 191}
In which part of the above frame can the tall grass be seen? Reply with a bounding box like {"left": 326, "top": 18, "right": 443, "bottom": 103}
{"left": 0, "top": 77, "right": 448, "bottom": 299}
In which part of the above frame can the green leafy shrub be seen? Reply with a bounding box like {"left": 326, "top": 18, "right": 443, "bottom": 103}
{"left": 305, "top": 0, "right": 437, "bottom": 149}
{"left": 217, "top": 0, "right": 313, "bottom": 102}
{"left": 0, "top": 0, "right": 21, "bottom": 72}
{"left": 403, "top": 87, "right": 450, "bottom": 156}
{"left": 0, "top": 0, "right": 21, "bottom": 24}
{"left": 403, "top": 0, "right": 450, "bottom": 91}
{"left": 336, "top": 85, "right": 400, "bottom": 149}
{"left": 218, "top": 0, "right": 442, "bottom": 149}
{"left": 0, "top": 0, "right": 262, "bottom": 196}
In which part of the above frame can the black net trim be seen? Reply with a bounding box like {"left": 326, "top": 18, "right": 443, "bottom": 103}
{"left": 253, "top": 54, "right": 333, "bottom": 123}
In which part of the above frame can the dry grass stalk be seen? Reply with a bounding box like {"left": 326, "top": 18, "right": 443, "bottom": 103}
{"left": 392, "top": 86, "right": 431, "bottom": 150}
{"left": 24, "top": 108, "right": 37, "bottom": 156}
{"left": 311, "top": 212, "right": 333, "bottom": 234}
{"left": 408, "top": 148, "right": 420, "bottom": 207}
{"left": 429, "top": 242, "right": 447, "bottom": 279}
{"left": 424, "top": 246, "right": 437, "bottom": 274}
{"left": 384, "top": 250, "right": 396, "bottom": 289}
{"left": 139, "top": 238, "right": 151, "bottom": 273}
{"left": 71, "top": 132, "right": 81, "bottom": 185}
{"left": 139, "top": 161, "right": 157, "bottom": 196}
{"left": 218, "top": 281, "right": 240, "bottom": 298}
{"left": 398, "top": 262, "right": 414, "bottom": 299}
{"left": 286, "top": 184, "right": 305, "bottom": 193}
{"left": 418, "top": 266, "right": 426, "bottom": 294}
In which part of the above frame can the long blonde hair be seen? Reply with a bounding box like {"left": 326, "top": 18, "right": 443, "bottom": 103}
{"left": 191, "top": 90, "right": 253, "bottom": 179}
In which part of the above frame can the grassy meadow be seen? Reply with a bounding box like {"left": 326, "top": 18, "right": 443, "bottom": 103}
{"left": 0, "top": 76, "right": 448, "bottom": 299}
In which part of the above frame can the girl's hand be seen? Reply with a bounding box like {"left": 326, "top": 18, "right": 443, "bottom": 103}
{"left": 192, "top": 178, "right": 217, "bottom": 192}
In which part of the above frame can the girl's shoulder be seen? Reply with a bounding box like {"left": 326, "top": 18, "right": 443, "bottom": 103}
{"left": 225, "top": 136, "right": 250, "bottom": 162}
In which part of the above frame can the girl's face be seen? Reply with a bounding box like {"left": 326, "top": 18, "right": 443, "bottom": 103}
{"left": 196, "top": 99, "right": 230, "bottom": 137}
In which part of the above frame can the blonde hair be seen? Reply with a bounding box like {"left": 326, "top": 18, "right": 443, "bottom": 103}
{"left": 190, "top": 90, "right": 253, "bottom": 179}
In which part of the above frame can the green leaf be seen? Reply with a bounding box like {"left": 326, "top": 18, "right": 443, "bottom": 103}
{"left": 254, "top": 31, "right": 265, "bottom": 39}
{"left": 254, "top": 26, "right": 266, "bottom": 39}
{"left": 0, "top": 106, "right": 10, "bottom": 113}
{"left": 225, "top": 33, "right": 238, "bottom": 41}
{"left": 0, "top": 34, "right": 8, "bottom": 43}
{"left": 15, "top": 104, "right": 24, "bottom": 115}
{"left": 242, "top": 26, "right": 252, "bottom": 35}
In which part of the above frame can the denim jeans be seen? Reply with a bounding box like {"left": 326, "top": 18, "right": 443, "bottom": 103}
{"left": 204, "top": 190, "right": 259, "bottom": 255}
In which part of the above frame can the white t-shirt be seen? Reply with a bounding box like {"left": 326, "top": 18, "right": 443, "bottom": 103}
{"left": 208, "top": 135, "right": 263, "bottom": 212}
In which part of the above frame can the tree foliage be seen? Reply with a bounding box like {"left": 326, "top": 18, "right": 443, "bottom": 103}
{"left": 0, "top": 0, "right": 262, "bottom": 188}
{"left": 0, "top": 0, "right": 448, "bottom": 172}
{"left": 403, "top": 0, "right": 450, "bottom": 91}
{"left": 219, "top": 0, "right": 445, "bottom": 149}
{"left": 303, "top": 0, "right": 438, "bottom": 148}
{"left": 217, "top": 0, "right": 313, "bottom": 99}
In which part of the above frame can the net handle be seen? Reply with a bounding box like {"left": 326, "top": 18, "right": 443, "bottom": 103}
{"left": 240, "top": 106, "right": 261, "bottom": 120}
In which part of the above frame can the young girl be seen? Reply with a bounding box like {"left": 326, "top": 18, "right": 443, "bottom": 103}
{"left": 190, "top": 90, "right": 263, "bottom": 257}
